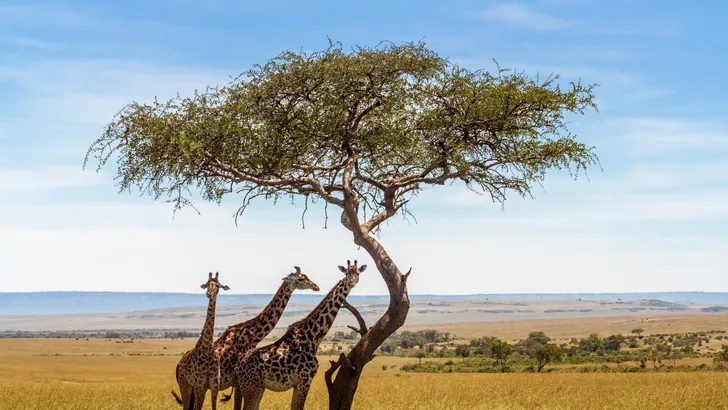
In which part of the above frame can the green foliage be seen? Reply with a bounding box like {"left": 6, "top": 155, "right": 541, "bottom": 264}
{"left": 714, "top": 345, "right": 728, "bottom": 364}
{"left": 534, "top": 343, "right": 564, "bottom": 372}
{"left": 380, "top": 329, "right": 453, "bottom": 353}
{"left": 491, "top": 339, "right": 512, "bottom": 372}
{"left": 84, "top": 40, "right": 599, "bottom": 227}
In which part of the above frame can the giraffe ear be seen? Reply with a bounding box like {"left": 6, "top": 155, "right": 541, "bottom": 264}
{"left": 338, "top": 266, "right": 346, "bottom": 273}
{"left": 294, "top": 266, "right": 301, "bottom": 273}
{"left": 359, "top": 264, "right": 367, "bottom": 272}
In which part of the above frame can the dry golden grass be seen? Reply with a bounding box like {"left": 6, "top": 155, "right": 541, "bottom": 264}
{"left": 2, "top": 358, "right": 728, "bottom": 410}
{"left": 3, "top": 314, "right": 728, "bottom": 410}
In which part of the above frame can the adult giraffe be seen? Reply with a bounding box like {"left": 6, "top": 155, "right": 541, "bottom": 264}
{"left": 233, "top": 260, "right": 366, "bottom": 410}
{"left": 172, "top": 271, "right": 230, "bottom": 410}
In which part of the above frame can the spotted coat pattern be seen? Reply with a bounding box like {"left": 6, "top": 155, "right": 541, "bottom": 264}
{"left": 233, "top": 261, "right": 366, "bottom": 410}
{"left": 213, "top": 268, "right": 319, "bottom": 410}
{"left": 174, "top": 272, "right": 229, "bottom": 410}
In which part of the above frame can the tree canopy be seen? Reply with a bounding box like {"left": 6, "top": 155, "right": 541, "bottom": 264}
{"left": 84, "top": 40, "right": 598, "bottom": 232}
{"left": 83, "top": 39, "right": 600, "bottom": 410}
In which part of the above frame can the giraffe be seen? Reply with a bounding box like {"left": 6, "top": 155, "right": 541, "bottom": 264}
{"left": 233, "top": 259, "right": 367, "bottom": 410}
{"left": 214, "top": 266, "right": 321, "bottom": 410}
{"left": 171, "top": 271, "right": 230, "bottom": 410}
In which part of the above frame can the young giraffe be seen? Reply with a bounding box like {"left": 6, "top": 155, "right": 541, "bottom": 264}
{"left": 233, "top": 260, "right": 367, "bottom": 410}
{"left": 171, "top": 271, "right": 230, "bottom": 410}
{"left": 215, "top": 266, "right": 320, "bottom": 410}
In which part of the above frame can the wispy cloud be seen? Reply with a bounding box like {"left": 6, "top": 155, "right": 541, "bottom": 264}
{"left": 2, "top": 37, "right": 64, "bottom": 51}
{"left": 615, "top": 118, "right": 728, "bottom": 155}
{"left": 0, "top": 166, "right": 104, "bottom": 192}
{"left": 480, "top": 3, "right": 580, "bottom": 31}
{"left": 0, "top": 58, "right": 233, "bottom": 164}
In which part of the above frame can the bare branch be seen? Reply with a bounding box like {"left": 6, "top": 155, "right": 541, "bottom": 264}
{"left": 401, "top": 267, "right": 412, "bottom": 283}
{"left": 202, "top": 151, "right": 345, "bottom": 208}
{"left": 324, "top": 353, "right": 351, "bottom": 390}
{"left": 343, "top": 301, "right": 369, "bottom": 336}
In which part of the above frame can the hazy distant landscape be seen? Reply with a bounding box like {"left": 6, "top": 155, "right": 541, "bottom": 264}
{"left": 3, "top": 292, "right": 728, "bottom": 333}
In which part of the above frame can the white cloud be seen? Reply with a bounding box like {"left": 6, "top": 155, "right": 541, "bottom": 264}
{"left": 1, "top": 198, "right": 727, "bottom": 294}
{"left": 0, "top": 49, "right": 725, "bottom": 295}
{"left": 615, "top": 118, "right": 728, "bottom": 154}
{"left": 0, "top": 166, "right": 104, "bottom": 192}
{"left": 0, "top": 59, "right": 233, "bottom": 127}
{"left": 481, "top": 3, "right": 579, "bottom": 31}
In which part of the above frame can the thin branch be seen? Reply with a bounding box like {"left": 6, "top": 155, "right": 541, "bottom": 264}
{"left": 401, "top": 267, "right": 412, "bottom": 283}
{"left": 301, "top": 194, "right": 309, "bottom": 229}
{"left": 343, "top": 301, "right": 369, "bottom": 336}
{"left": 202, "top": 151, "right": 345, "bottom": 208}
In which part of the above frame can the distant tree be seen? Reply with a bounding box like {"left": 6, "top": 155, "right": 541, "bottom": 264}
{"left": 578, "top": 333, "right": 603, "bottom": 353}
{"left": 84, "top": 40, "right": 599, "bottom": 410}
{"left": 534, "top": 343, "right": 564, "bottom": 372}
{"left": 649, "top": 348, "right": 664, "bottom": 370}
{"left": 491, "top": 339, "right": 512, "bottom": 372}
{"left": 632, "top": 328, "right": 645, "bottom": 338}
{"left": 470, "top": 336, "right": 498, "bottom": 357}
{"left": 668, "top": 350, "right": 683, "bottom": 366}
{"left": 603, "top": 334, "right": 625, "bottom": 352}
{"left": 455, "top": 345, "right": 471, "bottom": 362}
{"left": 527, "top": 331, "right": 551, "bottom": 345}
{"left": 636, "top": 350, "right": 648, "bottom": 369}
{"left": 713, "top": 345, "right": 728, "bottom": 364}
{"left": 414, "top": 351, "right": 426, "bottom": 365}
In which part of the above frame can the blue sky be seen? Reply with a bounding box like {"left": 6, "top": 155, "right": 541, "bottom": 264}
{"left": 1, "top": 1, "right": 727, "bottom": 294}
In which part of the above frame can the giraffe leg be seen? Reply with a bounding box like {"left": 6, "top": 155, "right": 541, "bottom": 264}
{"left": 210, "top": 384, "right": 219, "bottom": 410}
{"left": 290, "top": 379, "right": 312, "bottom": 410}
{"left": 241, "top": 383, "right": 265, "bottom": 410}
{"left": 192, "top": 387, "right": 206, "bottom": 410}
{"left": 233, "top": 387, "right": 243, "bottom": 410}
{"left": 178, "top": 380, "right": 192, "bottom": 410}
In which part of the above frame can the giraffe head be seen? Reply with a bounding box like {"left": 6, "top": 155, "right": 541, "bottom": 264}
{"left": 337, "top": 259, "right": 367, "bottom": 288}
{"left": 200, "top": 271, "right": 230, "bottom": 298}
{"left": 282, "top": 266, "right": 320, "bottom": 292}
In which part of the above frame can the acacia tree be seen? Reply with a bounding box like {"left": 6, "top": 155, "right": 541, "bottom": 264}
{"left": 534, "top": 343, "right": 564, "bottom": 372}
{"left": 84, "top": 40, "right": 599, "bottom": 409}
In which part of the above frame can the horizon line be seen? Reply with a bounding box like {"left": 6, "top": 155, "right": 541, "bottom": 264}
{"left": 0, "top": 290, "right": 718, "bottom": 296}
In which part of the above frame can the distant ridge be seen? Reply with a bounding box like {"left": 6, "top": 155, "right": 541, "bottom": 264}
{"left": 1, "top": 291, "right": 727, "bottom": 316}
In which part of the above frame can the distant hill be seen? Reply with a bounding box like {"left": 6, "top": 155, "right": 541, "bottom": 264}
{"left": 2, "top": 291, "right": 727, "bottom": 316}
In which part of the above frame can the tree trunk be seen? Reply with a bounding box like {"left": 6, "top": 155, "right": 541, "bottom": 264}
{"left": 326, "top": 214, "right": 411, "bottom": 410}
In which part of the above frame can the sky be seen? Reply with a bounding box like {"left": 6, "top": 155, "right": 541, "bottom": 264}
{"left": 1, "top": 0, "right": 727, "bottom": 295}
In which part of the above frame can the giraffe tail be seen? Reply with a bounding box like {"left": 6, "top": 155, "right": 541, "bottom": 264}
{"left": 220, "top": 387, "right": 234, "bottom": 402}
{"left": 170, "top": 390, "right": 183, "bottom": 405}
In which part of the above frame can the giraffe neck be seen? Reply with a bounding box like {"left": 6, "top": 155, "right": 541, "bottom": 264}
{"left": 298, "top": 279, "right": 352, "bottom": 346}
{"left": 195, "top": 293, "right": 217, "bottom": 351}
{"left": 254, "top": 281, "right": 294, "bottom": 337}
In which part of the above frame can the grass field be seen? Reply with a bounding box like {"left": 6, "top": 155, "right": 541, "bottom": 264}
{"left": 3, "top": 315, "right": 728, "bottom": 409}
{"left": 3, "top": 355, "right": 728, "bottom": 409}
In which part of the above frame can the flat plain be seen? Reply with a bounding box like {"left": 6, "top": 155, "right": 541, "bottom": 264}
{"left": 3, "top": 309, "right": 728, "bottom": 409}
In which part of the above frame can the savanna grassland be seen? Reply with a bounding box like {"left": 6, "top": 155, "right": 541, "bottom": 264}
{"left": 4, "top": 315, "right": 728, "bottom": 410}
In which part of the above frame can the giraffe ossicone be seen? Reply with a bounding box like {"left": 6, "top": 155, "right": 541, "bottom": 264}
{"left": 212, "top": 266, "right": 320, "bottom": 410}
{"left": 233, "top": 260, "right": 366, "bottom": 410}
{"left": 171, "top": 271, "right": 230, "bottom": 410}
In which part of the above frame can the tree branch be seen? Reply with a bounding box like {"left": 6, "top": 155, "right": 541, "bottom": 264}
{"left": 325, "top": 352, "right": 351, "bottom": 390}
{"left": 343, "top": 301, "right": 369, "bottom": 336}
{"left": 202, "top": 151, "right": 346, "bottom": 207}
